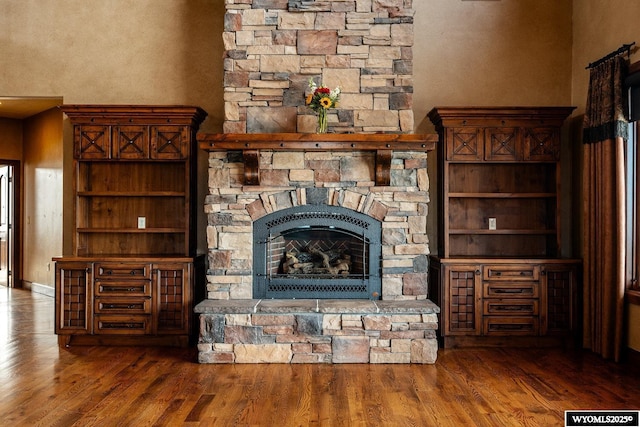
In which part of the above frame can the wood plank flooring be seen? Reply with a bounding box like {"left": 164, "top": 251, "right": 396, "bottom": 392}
{"left": 0, "top": 286, "right": 639, "bottom": 426}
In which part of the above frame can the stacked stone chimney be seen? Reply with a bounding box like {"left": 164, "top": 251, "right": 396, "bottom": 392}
{"left": 223, "top": 0, "right": 415, "bottom": 133}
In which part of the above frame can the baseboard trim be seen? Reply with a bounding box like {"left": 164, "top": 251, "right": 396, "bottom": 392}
{"left": 23, "top": 281, "right": 55, "bottom": 298}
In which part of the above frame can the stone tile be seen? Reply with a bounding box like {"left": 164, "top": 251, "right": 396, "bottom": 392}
{"left": 257, "top": 299, "right": 319, "bottom": 313}
{"left": 374, "top": 299, "right": 440, "bottom": 314}
{"left": 199, "top": 352, "right": 235, "bottom": 363}
{"left": 332, "top": 336, "right": 370, "bottom": 363}
{"left": 199, "top": 314, "right": 225, "bottom": 343}
{"left": 318, "top": 300, "right": 378, "bottom": 313}
{"left": 298, "top": 30, "right": 338, "bottom": 55}
{"left": 252, "top": 314, "right": 296, "bottom": 326}
{"left": 363, "top": 315, "right": 391, "bottom": 331}
{"left": 194, "top": 299, "right": 260, "bottom": 314}
{"left": 403, "top": 272, "right": 428, "bottom": 296}
{"left": 410, "top": 339, "right": 438, "bottom": 364}
{"left": 225, "top": 325, "right": 271, "bottom": 344}
{"left": 370, "top": 348, "right": 411, "bottom": 364}
{"left": 292, "top": 354, "right": 332, "bottom": 363}
{"left": 295, "top": 314, "right": 323, "bottom": 335}
{"left": 234, "top": 344, "right": 293, "bottom": 363}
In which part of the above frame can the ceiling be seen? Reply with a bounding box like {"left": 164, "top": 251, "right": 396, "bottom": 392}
{"left": 0, "top": 97, "right": 63, "bottom": 119}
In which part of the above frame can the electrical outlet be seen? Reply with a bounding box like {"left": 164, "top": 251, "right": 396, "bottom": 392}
{"left": 137, "top": 216, "right": 146, "bottom": 229}
{"left": 488, "top": 218, "right": 497, "bottom": 230}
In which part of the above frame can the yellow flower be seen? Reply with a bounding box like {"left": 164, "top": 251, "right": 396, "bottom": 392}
{"left": 320, "top": 97, "right": 332, "bottom": 109}
{"left": 305, "top": 94, "right": 313, "bottom": 105}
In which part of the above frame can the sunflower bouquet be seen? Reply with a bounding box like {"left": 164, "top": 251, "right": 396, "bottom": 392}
{"left": 305, "top": 78, "right": 340, "bottom": 133}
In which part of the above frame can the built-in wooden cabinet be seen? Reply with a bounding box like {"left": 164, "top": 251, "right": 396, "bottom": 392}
{"left": 427, "top": 107, "right": 580, "bottom": 347}
{"left": 54, "top": 105, "right": 207, "bottom": 347}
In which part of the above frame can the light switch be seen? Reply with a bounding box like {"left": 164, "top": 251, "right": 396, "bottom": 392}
{"left": 488, "top": 217, "right": 497, "bottom": 230}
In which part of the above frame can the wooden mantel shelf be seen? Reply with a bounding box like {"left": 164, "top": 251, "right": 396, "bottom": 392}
{"left": 198, "top": 133, "right": 438, "bottom": 185}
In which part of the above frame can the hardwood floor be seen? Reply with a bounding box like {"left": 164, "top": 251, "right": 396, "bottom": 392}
{"left": 0, "top": 287, "right": 638, "bottom": 427}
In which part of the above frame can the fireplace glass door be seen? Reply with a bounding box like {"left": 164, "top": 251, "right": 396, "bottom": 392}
{"left": 253, "top": 205, "right": 381, "bottom": 299}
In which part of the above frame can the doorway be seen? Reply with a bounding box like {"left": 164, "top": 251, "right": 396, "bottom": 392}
{"left": 0, "top": 161, "right": 19, "bottom": 288}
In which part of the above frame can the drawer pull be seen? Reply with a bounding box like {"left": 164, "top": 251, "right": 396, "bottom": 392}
{"left": 100, "top": 286, "right": 144, "bottom": 293}
{"left": 103, "top": 303, "right": 143, "bottom": 310}
{"left": 493, "top": 305, "right": 531, "bottom": 312}
{"left": 494, "top": 288, "right": 524, "bottom": 294}
{"left": 101, "top": 322, "right": 145, "bottom": 330}
{"left": 490, "top": 324, "right": 530, "bottom": 331}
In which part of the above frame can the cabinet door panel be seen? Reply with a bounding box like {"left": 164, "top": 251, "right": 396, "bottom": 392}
{"left": 542, "top": 265, "right": 578, "bottom": 335}
{"left": 444, "top": 264, "right": 482, "bottom": 335}
{"left": 484, "top": 127, "right": 520, "bottom": 161}
{"left": 151, "top": 126, "right": 189, "bottom": 159}
{"left": 154, "top": 263, "right": 191, "bottom": 334}
{"left": 75, "top": 125, "right": 110, "bottom": 159}
{"left": 55, "top": 262, "right": 92, "bottom": 334}
{"left": 446, "top": 128, "right": 483, "bottom": 161}
{"left": 523, "top": 127, "right": 560, "bottom": 161}
{"left": 112, "top": 126, "right": 149, "bottom": 159}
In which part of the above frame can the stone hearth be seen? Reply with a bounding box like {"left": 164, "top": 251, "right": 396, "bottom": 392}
{"left": 196, "top": 299, "right": 439, "bottom": 363}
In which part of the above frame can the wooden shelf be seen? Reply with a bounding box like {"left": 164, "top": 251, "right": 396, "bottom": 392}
{"left": 449, "top": 229, "right": 557, "bottom": 235}
{"left": 198, "top": 132, "right": 438, "bottom": 186}
{"left": 77, "top": 228, "right": 186, "bottom": 233}
{"left": 78, "top": 192, "right": 186, "bottom": 197}
{"left": 448, "top": 193, "right": 556, "bottom": 198}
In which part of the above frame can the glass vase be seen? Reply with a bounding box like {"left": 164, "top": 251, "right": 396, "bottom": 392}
{"left": 317, "top": 108, "right": 328, "bottom": 133}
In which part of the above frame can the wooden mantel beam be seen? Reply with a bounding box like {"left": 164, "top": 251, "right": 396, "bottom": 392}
{"left": 198, "top": 133, "right": 438, "bottom": 186}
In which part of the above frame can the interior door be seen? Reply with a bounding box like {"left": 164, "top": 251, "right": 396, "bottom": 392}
{"left": 0, "top": 163, "right": 14, "bottom": 287}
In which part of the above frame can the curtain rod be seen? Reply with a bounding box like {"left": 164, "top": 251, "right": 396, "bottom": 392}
{"left": 586, "top": 42, "right": 636, "bottom": 69}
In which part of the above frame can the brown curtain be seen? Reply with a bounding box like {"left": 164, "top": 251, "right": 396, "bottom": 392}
{"left": 582, "top": 55, "right": 628, "bottom": 362}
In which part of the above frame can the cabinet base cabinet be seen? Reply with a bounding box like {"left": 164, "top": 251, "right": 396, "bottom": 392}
{"left": 430, "top": 257, "right": 580, "bottom": 348}
{"left": 54, "top": 257, "right": 203, "bottom": 347}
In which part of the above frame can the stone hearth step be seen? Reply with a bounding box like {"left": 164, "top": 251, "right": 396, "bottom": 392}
{"left": 195, "top": 299, "right": 439, "bottom": 364}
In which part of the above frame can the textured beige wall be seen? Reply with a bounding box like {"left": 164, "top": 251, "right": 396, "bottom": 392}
{"left": 413, "top": 0, "right": 573, "bottom": 133}
{"left": 0, "top": 0, "right": 224, "bottom": 132}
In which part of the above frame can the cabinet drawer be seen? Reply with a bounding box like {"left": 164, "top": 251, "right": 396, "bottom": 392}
{"left": 95, "top": 263, "right": 152, "bottom": 280}
{"left": 94, "top": 315, "right": 152, "bottom": 334}
{"left": 95, "top": 297, "right": 152, "bottom": 314}
{"left": 483, "top": 317, "right": 539, "bottom": 336}
{"left": 483, "top": 265, "right": 539, "bottom": 281}
{"left": 483, "top": 282, "right": 539, "bottom": 298}
{"left": 483, "top": 299, "right": 539, "bottom": 316}
{"left": 95, "top": 280, "right": 152, "bottom": 297}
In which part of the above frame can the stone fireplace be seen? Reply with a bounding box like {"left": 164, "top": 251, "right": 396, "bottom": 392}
{"left": 193, "top": 0, "right": 440, "bottom": 363}
{"left": 194, "top": 134, "right": 440, "bottom": 363}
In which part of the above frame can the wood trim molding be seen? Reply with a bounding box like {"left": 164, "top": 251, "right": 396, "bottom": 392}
{"left": 198, "top": 133, "right": 438, "bottom": 186}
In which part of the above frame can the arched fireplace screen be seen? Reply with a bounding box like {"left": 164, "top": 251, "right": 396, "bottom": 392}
{"left": 253, "top": 205, "right": 382, "bottom": 299}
